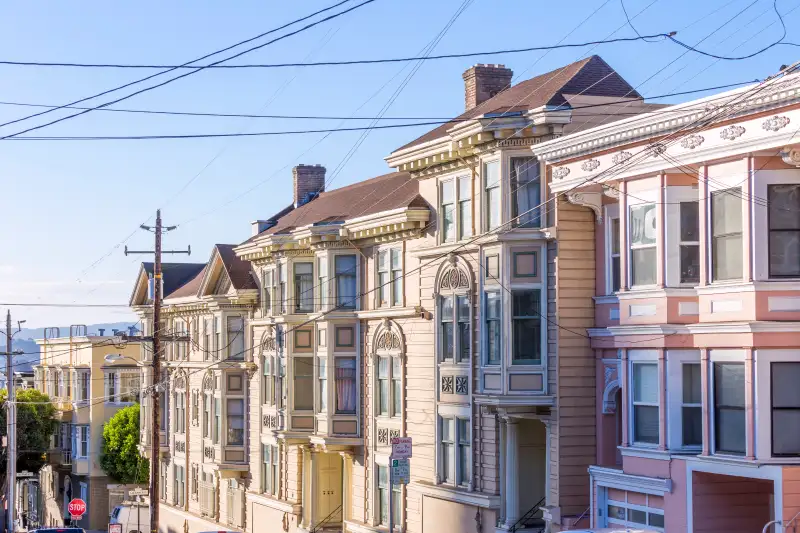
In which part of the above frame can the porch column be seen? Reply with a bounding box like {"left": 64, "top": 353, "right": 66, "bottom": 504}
{"left": 745, "top": 348, "right": 755, "bottom": 460}
{"left": 309, "top": 447, "right": 318, "bottom": 530}
{"left": 620, "top": 349, "right": 629, "bottom": 448}
{"left": 701, "top": 349, "right": 710, "bottom": 456}
{"left": 503, "top": 417, "right": 520, "bottom": 528}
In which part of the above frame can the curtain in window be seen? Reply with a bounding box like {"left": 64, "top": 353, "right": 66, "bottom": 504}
{"left": 336, "top": 358, "right": 357, "bottom": 413}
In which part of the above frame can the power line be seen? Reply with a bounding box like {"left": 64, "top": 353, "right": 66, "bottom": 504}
{"left": 0, "top": 34, "right": 672, "bottom": 70}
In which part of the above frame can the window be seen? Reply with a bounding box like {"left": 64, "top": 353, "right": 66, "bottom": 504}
{"left": 712, "top": 189, "right": 743, "bottom": 281}
{"left": 161, "top": 463, "right": 168, "bottom": 501}
{"left": 376, "top": 356, "right": 403, "bottom": 418}
{"left": 227, "top": 317, "right": 245, "bottom": 360}
{"left": 484, "top": 161, "right": 501, "bottom": 231}
{"left": 378, "top": 357, "right": 389, "bottom": 416}
{"left": 278, "top": 263, "right": 287, "bottom": 314}
{"left": 682, "top": 364, "right": 702, "bottom": 447}
{"left": 261, "top": 444, "right": 279, "bottom": 495}
{"left": 458, "top": 176, "right": 472, "bottom": 239}
{"left": 771, "top": 362, "right": 800, "bottom": 455}
{"left": 335, "top": 326, "right": 355, "bottom": 348}
{"left": 294, "top": 262, "right": 314, "bottom": 312}
{"left": 335, "top": 255, "right": 357, "bottom": 309}
{"left": 512, "top": 290, "right": 541, "bottom": 365}
{"left": 174, "top": 465, "right": 185, "bottom": 507}
{"left": 510, "top": 157, "right": 540, "bottom": 227}
{"left": 485, "top": 255, "right": 499, "bottom": 280}
{"left": 263, "top": 357, "right": 274, "bottom": 406}
{"left": 192, "top": 390, "right": 199, "bottom": 426}
{"left": 439, "top": 295, "right": 470, "bottom": 363}
{"left": 610, "top": 217, "right": 621, "bottom": 292}
{"left": 214, "top": 398, "right": 221, "bottom": 444}
{"left": 318, "top": 258, "right": 327, "bottom": 311}
{"left": 105, "top": 372, "right": 116, "bottom": 401}
{"left": 174, "top": 392, "right": 186, "bottom": 434}
{"left": 630, "top": 203, "right": 657, "bottom": 286}
{"left": 605, "top": 494, "right": 665, "bottom": 532}
{"left": 263, "top": 270, "right": 273, "bottom": 316}
{"left": 377, "top": 465, "right": 401, "bottom": 526}
{"left": 119, "top": 371, "right": 141, "bottom": 403}
{"left": 227, "top": 399, "right": 245, "bottom": 445}
{"left": 191, "top": 464, "right": 199, "bottom": 499}
{"left": 204, "top": 318, "right": 211, "bottom": 361}
{"left": 714, "top": 362, "right": 745, "bottom": 455}
{"left": 768, "top": 184, "right": 800, "bottom": 277}
{"left": 679, "top": 201, "right": 700, "bottom": 284}
{"left": 318, "top": 358, "right": 327, "bottom": 413}
{"left": 457, "top": 418, "right": 470, "bottom": 486}
{"left": 294, "top": 357, "right": 313, "bottom": 411}
{"left": 440, "top": 296, "right": 453, "bottom": 362}
{"left": 441, "top": 180, "right": 456, "bottom": 242}
{"left": 336, "top": 357, "right": 357, "bottom": 414}
{"left": 378, "top": 249, "right": 403, "bottom": 307}
{"left": 439, "top": 416, "right": 470, "bottom": 486}
{"left": 632, "top": 363, "right": 659, "bottom": 445}
{"left": 203, "top": 393, "right": 211, "bottom": 438}
{"left": 75, "top": 371, "right": 89, "bottom": 402}
{"left": 485, "top": 292, "right": 501, "bottom": 365}
{"left": 392, "top": 358, "right": 401, "bottom": 417}
{"left": 75, "top": 425, "right": 89, "bottom": 458}
{"left": 80, "top": 482, "right": 88, "bottom": 504}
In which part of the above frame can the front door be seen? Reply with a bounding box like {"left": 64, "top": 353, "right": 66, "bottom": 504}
{"left": 317, "top": 453, "right": 343, "bottom": 525}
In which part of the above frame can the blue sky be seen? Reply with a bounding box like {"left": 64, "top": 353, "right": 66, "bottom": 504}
{"left": 1, "top": 0, "right": 797, "bottom": 327}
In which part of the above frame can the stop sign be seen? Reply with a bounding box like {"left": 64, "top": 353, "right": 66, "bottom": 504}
{"left": 68, "top": 498, "right": 87, "bottom": 517}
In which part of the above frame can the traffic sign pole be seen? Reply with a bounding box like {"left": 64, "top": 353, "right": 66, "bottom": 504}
{"left": 388, "top": 466, "right": 394, "bottom": 533}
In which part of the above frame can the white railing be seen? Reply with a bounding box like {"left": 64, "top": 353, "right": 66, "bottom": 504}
{"left": 199, "top": 481, "right": 217, "bottom": 518}
{"left": 226, "top": 485, "right": 245, "bottom": 529}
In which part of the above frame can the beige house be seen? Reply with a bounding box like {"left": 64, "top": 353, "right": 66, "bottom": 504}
{"left": 130, "top": 55, "right": 656, "bottom": 533}
{"left": 33, "top": 330, "right": 142, "bottom": 531}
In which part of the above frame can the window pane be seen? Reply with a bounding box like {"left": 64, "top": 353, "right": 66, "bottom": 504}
{"left": 512, "top": 319, "right": 540, "bottom": 365}
{"left": 442, "top": 445, "right": 453, "bottom": 483}
{"left": 511, "top": 157, "right": 541, "bottom": 227}
{"left": 392, "top": 377, "right": 401, "bottom": 416}
{"left": 390, "top": 249, "right": 401, "bottom": 270}
{"left": 512, "top": 290, "right": 539, "bottom": 317}
{"left": 611, "top": 218, "right": 620, "bottom": 255}
{"left": 633, "top": 405, "right": 659, "bottom": 444}
{"left": 441, "top": 180, "right": 454, "bottom": 204}
{"left": 485, "top": 161, "right": 500, "bottom": 188}
{"left": 680, "top": 201, "right": 700, "bottom": 241}
{"left": 715, "top": 363, "right": 744, "bottom": 408}
{"left": 713, "top": 234, "right": 743, "bottom": 281}
{"left": 392, "top": 270, "right": 403, "bottom": 306}
{"left": 487, "top": 320, "right": 501, "bottom": 365}
{"left": 630, "top": 204, "right": 657, "bottom": 246}
{"left": 335, "top": 358, "right": 357, "bottom": 414}
{"left": 294, "top": 358, "right": 314, "bottom": 410}
{"left": 712, "top": 189, "right": 743, "bottom": 237}
{"left": 378, "top": 271, "right": 389, "bottom": 305}
{"left": 612, "top": 257, "right": 621, "bottom": 293}
{"left": 631, "top": 247, "right": 657, "bottom": 286}
{"left": 487, "top": 188, "right": 501, "bottom": 230}
{"left": 716, "top": 408, "right": 746, "bottom": 454}
{"left": 487, "top": 292, "right": 500, "bottom": 319}
{"left": 772, "top": 362, "right": 800, "bottom": 408}
{"left": 769, "top": 184, "right": 800, "bottom": 229}
{"left": 682, "top": 406, "right": 702, "bottom": 446}
{"left": 680, "top": 244, "right": 700, "bottom": 284}
{"left": 441, "top": 417, "right": 453, "bottom": 441}
{"left": 335, "top": 255, "right": 357, "bottom": 308}
{"left": 227, "top": 399, "right": 244, "bottom": 445}
{"left": 769, "top": 231, "right": 800, "bottom": 277}
{"left": 442, "top": 323, "right": 454, "bottom": 361}
{"left": 683, "top": 364, "right": 702, "bottom": 404}
{"left": 628, "top": 509, "right": 647, "bottom": 525}
{"left": 378, "top": 251, "right": 388, "bottom": 272}
{"left": 459, "top": 200, "right": 472, "bottom": 238}
{"left": 442, "top": 203, "right": 455, "bottom": 242}
{"left": 649, "top": 513, "right": 665, "bottom": 528}
{"left": 633, "top": 363, "right": 658, "bottom": 404}
{"left": 772, "top": 410, "right": 800, "bottom": 455}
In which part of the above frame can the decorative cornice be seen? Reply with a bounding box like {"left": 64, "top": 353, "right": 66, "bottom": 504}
{"left": 611, "top": 151, "right": 632, "bottom": 165}
{"left": 580, "top": 158, "right": 600, "bottom": 172}
{"left": 720, "top": 124, "right": 746, "bottom": 140}
{"left": 589, "top": 465, "right": 672, "bottom": 495}
{"left": 680, "top": 134, "right": 705, "bottom": 150}
{"left": 552, "top": 166, "right": 570, "bottom": 179}
{"left": 565, "top": 191, "right": 602, "bottom": 222}
{"left": 762, "top": 114, "right": 791, "bottom": 132}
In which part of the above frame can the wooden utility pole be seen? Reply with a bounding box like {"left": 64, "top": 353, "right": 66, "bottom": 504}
{"left": 125, "top": 210, "right": 189, "bottom": 533}
{"left": 3, "top": 311, "right": 23, "bottom": 533}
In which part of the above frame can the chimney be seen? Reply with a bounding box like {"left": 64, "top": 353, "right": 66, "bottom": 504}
{"left": 251, "top": 220, "right": 275, "bottom": 237}
{"left": 462, "top": 64, "right": 513, "bottom": 111}
{"left": 98, "top": 328, "right": 105, "bottom": 336}
{"left": 293, "top": 164, "right": 326, "bottom": 208}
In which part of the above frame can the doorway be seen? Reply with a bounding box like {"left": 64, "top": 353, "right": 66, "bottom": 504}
{"left": 316, "top": 453, "right": 343, "bottom": 525}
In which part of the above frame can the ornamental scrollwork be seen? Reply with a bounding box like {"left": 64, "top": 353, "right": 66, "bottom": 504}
{"left": 375, "top": 330, "right": 401, "bottom": 351}
{"left": 680, "top": 134, "right": 705, "bottom": 150}
{"left": 581, "top": 159, "right": 600, "bottom": 172}
{"left": 720, "top": 125, "right": 745, "bottom": 141}
{"left": 611, "top": 151, "right": 632, "bottom": 165}
{"left": 762, "top": 115, "right": 790, "bottom": 132}
{"left": 455, "top": 376, "right": 468, "bottom": 395}
{"left": 552, "top": 166, "right": 570, "bottom": 180}
{"left": 439, "top": 266, "right": 469, "bottom": 291}
{"left": 441, "top": 375, "right": 454, "bottom": 394}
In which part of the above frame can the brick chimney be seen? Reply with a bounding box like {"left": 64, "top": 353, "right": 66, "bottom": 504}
{"left": 293, "top": 164, "right": 326, "bottom": 208}
{"left": 462, "top": 64, "right": 513, "bottom": 111}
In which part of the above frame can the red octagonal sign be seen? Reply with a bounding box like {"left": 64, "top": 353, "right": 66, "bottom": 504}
{"left": 68, "top": 498, "right": 87, "bottom": 517}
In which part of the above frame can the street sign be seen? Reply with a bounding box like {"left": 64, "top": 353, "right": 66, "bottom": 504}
{"left": 16, "top": 471, "right": 33, "bottom": 478}
{"left": 128, "top": 488, "right": 149, "bottom": 497}
{"left": 391, "top": 437, "right": 412, "bottom": 459}
{"left": 109, "top": 524, "right": 122, "bottom": 533}
{"left": 391, "top": 458, "right": 410, "bottom": 485}
{"left": 68, "top": 498, "right": 87, "bottom": 520}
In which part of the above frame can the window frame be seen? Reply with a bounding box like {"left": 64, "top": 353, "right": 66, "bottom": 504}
{"left": 377, "top": 248, "right": 404, "bottom": 308}
{"left": 509, "top": 156, "right": 541, "bottom": 229}
{"left": 770, "top": 361, "right": 800, "bottom": 457}
{"left": 511, "top": 289, "right": 542, "bottom": 366}
{"left": 376, "top": 354, "right": 402, "bottom": 419}
{"left": 629, "top": 358, "right": 660, "bottom": 447}
{"left": 437, "top": 415, "right": 470, "bottom": 488}
{"left": 334, "top": 254, "right": 358, "bottom": 310}
{"left": 334, "top": 356, "right": 358, "bottom": 415}
{"left": 438, "top": 291, "right": 471, "bottom": 365}
{"left": 293, "top": 357, "right": 314, "bottom": 412}
{"left": 680, "top": 362, "right": 702, "bottom": 448}
{"left": 293, "top": 261, "right": 314, "bottom": 313}
{"left": 484, "top": 291, "right": 501, "bottom": 366}
{"left": 710, "top": 188, "right": 744, "bottom": 282}
{"left": 604, "top": 494, "right": 665, "bottom": 532}
{"left": 767, "top": 184, "right": 800, "bottom": 278}
{"left": 376, "top": 463, "right": 402, "bottom": 527}
{"left": 628, "top": 202, "right": 658, "bottom": 288}
{"left": 457, "top": 175, "right": 472, "bottom": 240}
{"left": 712, "top": 361, "right": 746, "bottom": 456}
{"left": 678, "top": 201, "right": 700, "bottom": 286}
{"left": 484, "top": 159, "right": 501, "bottom": 232}
{"left": 605, "top": 204, "right": 621, "bottom": 294}
{"left": 440, "top": 178, "right": 456, "bottom": 243}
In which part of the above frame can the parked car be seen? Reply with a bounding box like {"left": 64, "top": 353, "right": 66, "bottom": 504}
{"left": 109, "top": 503, "right": 148, "bottom": 533}
{"left": 569, "top": 529, "right": 660, "bottom": 533}
{"left": 30, "top": 529, "right": 86, "bottom": 533}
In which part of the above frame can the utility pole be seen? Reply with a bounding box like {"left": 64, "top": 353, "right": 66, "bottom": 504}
{"left": 125, "top": 210, "right": 189, "bottom": 533}
{"left": 3, "top": 311, "right": 24, "bottom": 533}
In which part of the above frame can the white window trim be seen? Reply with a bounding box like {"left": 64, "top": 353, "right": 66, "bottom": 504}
{"left": 628, "top": 201, "right": 659, "bottom": 289}
{"left": 436, "top": 286, "right": 472, "bottom": 366}
{"left": 754, "top": 349, "right": 800, "bottom": 461}
{"left": 605, "top": 204, "right": 621, "bottom": 295}
{"left": 628, "top": 350, "right": 660, "bottom": 448}
{"left": 753, "top": 171, "right": 800, "bottom": 281}
{"left": 104, "top": 368, "right": 141, "bottom": 404}
{"left": 604, "top": 496, "right": 665, "bottom": 532}
{"left": 708, "top": 349, "right": 747, "bottom": 457}
{"left": 665, "top": 350, "right": 702, "bottom": 451}
{"left": 333, "top": 253, "right": 360, "bottom": 311}
{"left": 436, "top": 413, "right": 471, "bottom": 489}
{"left": 708, "top": 187, "right": 746, "bottom": 284}
{"left": 438, "top": 174, "right": 472, "bottom": 244}
{"left": 482, "top": 157, "right": 502, "bottom": 233}
{"left": 482, "top": 290, "right": 502, "bottom": 367}
{"left": 376, "top": 247, "right": 404, "bottom": 308}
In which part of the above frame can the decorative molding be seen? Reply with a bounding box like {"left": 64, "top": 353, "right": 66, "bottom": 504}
{"left": 389, "top": 428, "right": 400, "bottom": 441}
{"left": 565, "top": 191, "right": 602, "bottom": 222}
{"left": 552, "top": 166, "right": 570, "bottom": 180}
{"left": 762, "top": 115, "right": 791, "bottom": 132}
{"left": 602, "top": 184, "right": 620, "bottom": 199}
{"left": 441, "top": 375, "right": 454, "bottom": 394}
{"left": 680, "top": 134, "right": 705, "bottom": 150}
{"left": 262, "top": 414, "right": 277, "bottom": 429}
{"left": 377, "top": 427, "right": 389, "bottom": 446}
{"left": 204, "top": 445, "right": 215, "bottom": 460}
{"left": 589, "top": 465, "right": 673, "bottom": 495}
{"left": 581, "top": 158, "right": 601, "bottom": 172}
{"left": 611, "top": 151, "right": 633, "bottom": 165}
{"left": 375, "top": 330, "right": 402, "bottom": 351}
{"left": 455, "top": 376, "right": 468, "bottom": 395}
{"left": 439, "top": 265, "right": 470, "bottom": 291}
{"left": 648, "top": 143, "right": 666, "bottom": 158}
{"left": 720, "top": 124, "right": 746, "bottom": 141}
{"left": 780, "top": 147, "right": 800, "bottom": 167}
{"left": 602, "top": 361, "right": 621, "bottom": 415}
{"left": 175, "top": 439, "right": 186, "bottom": 453}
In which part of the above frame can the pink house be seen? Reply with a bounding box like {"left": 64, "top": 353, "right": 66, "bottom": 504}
{"left": 534, "top": 68, "right": 800, "bottom": 532}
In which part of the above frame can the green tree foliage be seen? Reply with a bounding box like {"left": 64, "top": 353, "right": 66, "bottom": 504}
{"left": 100, "top": 403, "right": 149, "bottom": 483}
{"left": 0, "top": 388, "right": 57, "bottom": 475}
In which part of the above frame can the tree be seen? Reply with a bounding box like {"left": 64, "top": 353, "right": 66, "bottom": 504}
{"left": 100, "top": 403, "right": 149, "bottom": 483}
{"left": 0, "top": 388, "right": 57, "bottom": 476}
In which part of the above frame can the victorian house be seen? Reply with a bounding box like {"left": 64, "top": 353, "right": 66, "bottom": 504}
{"left": 534, "top": 68, "right": 800, "bottom": 533}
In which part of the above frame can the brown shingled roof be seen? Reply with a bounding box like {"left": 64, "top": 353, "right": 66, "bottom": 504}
{"left": 216, "top": 244, "right": 257, "bottom": 290}
{"left": 244, "top": 171, "right": 425, "bottom": 242}
{"left": 164, "top": 265, "right": 208, "bottom": 300}
{"left": 395, "top": 55, "right": 641, "bottom": 151}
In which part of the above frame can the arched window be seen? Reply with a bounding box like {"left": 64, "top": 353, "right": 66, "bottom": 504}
{"left": 173, "top": 374, "right": 187, "bottom": 435}
{"left": 373, "top": 322, "right": 404, "bottom": 419}
{"left": 202, "top": 373, "right": 217, "bottom": 443}
{"left": 435, "top": 257, "right": 472, "bottom": 364}
{"left": 259, "top": 330, "right": 277, "bottom": 407}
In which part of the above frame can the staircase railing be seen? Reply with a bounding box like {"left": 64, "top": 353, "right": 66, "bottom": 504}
{"left": 509, "top": 497, "right": 546, "bottom": 533}
{"left": 310, "top": 503, "right": 343, "bottom": 533}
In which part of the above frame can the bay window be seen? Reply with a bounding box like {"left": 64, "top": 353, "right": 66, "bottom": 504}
{"left": 610, "top": 216, "right": 621, "bottom": 292}
{"left": 439, "top": 415, "right": 470, "bottom": 486}
{"left": 377, "top": 465, "right": 401, "bottom": 526}
{"left": 679, "top": 201, "right": 700, "bottom": 284}
{"left": 294, "top": 262, "right": 314, "bottom": 312}
{"left": 630, "top": 203, "right": 657, "bottom": 287}
{"left": 485, "top": 292, "right": 501, "bottom": 365}
{"left": 226, "top": 399, "right": 245, "bottom": 445}
{"left": 458, "top": 176, "right": 472, "bottom": 239}
{"left": 318, "top": 358, "right": 327, "bottom": 412}
{"left": 771, "top": 362, "right": 800, "bottom": 456}
{"left": 335, "top": 357, "right": 357, "bottom": 414}
{"left": 510, "top": 156, "right": 540, "bottom": 228}
{"left": 713, "top": 363, "right": 745, "bottom": 455}
{"left": 711, "top": 189, "right": 743, "bottom": 281}
{"left": 682, "top": 363, "right": 702, "bottom": 447}
{"left": 484, "top": 160, "right": 501, "bottom": 231}
{"left": 227, "top": 317, "right": 245, "bottom": 360}
{"left": 294, "top": 358, "right": 313, "bottom": 411}
{"left": 119, "top": 371, "right": 141, "bottom": 403}
{"left": 631, "top": 363, "right": 659, "bottom": 445}
{"left": 768, "top": 184, "right": 800, "bottom": 277}
{"left": 512, "top": 290, "right": 541, "bottom": 365}
{"left": 335, "top": 255, "right": 357, "bottom": 309}
{"left": 441, "top": 180, "right": 455, "bottom": 243}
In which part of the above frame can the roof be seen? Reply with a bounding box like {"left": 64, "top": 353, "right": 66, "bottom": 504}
{"left": 164, "top": 265, "right": 208, "bottom": 299}
{"left": 141, "top": 262, "right": 206, "bottom": 299}
{"left": 395, "top": 55, "right": 642, "bottom": 151}
{"left": 215, "top": 244, "right": 257, "bottom": 290}
{"left": 244, "top": 171, "right": 425, "bottom": 243}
